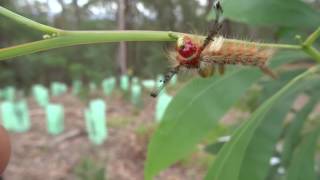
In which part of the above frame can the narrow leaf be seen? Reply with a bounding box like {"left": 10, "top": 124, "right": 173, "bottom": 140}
{"left": 286, "top": 128, "right": 320, "bottom": 180}
{"left": 239, "top": 69, "right": 319, "bottom": 180}
{"left": 144, "top": 51, "right": 305, "bottom": 179}
{"left": 144, "top": 69, "right": 262, "bottom": 180}
{"left": 237, "top": 86, "right": 296, "bottom": 180}
{"left": 238, "top": 78, "right": 320, "bottom": 180}
{"left": 205, "top": 66, "right": 320, "bottom": 180}
{"left": 281, "top": 96, "right": 319, "bottom": 167}
{"left": 259, "top": 69, "right": 305, "bottom": 103}
{"left": 220, "top": 0, "right": 320, "bottom": 28}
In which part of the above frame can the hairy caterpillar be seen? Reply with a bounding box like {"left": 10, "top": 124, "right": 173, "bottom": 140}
{"left": 151, "top": 0, "right": 276, "bottom": 97}
{"left": 169, "top": 35, "right": 276, "bottom": 78}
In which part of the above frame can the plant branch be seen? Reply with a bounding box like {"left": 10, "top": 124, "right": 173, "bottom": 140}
{"left": 301, "top": 26, "right": 320, "bottom": 62}
{"left": 0, "top": 6, "right": 313, "bottom": 62}
{"left": 0, "top": 6, "right": 61, "bottom": 34}
{"left": 303, "top": 27, "right": 320, "bottom": 47}
{"left": 0, "top": 30, "right": 179, "bottom": 60}
{"left": 0, "top": 30, "right": 301, "bottom": 61}
{"left": 302, "top": 46, "right": 320, "bottom": 63}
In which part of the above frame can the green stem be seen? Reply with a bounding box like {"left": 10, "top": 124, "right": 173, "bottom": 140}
{"left": 0, "top": 30, "right": 179, "bottom": 60}
{"left": 0, "top": 6, "right": 311, "bottom": 61}
{"left": 301, "top": 26, "right": 320, "bottom": 62}
{"left": 302, "top": 46, "right": 320, "bottom": 63}
{"left": 0, "top": 6, "right": 60, "bottom": 34}
{"left": 0, "top": 30, "right": 301, "bottom": 61}
{"left": 303, "top": 27, "right": 320, "bottom": 46}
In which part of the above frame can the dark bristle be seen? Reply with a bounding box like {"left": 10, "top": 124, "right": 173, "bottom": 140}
{"left": 150, "top": 92, "right": 158, "bottom": 98}
{"left": 214, "top": 0, "right": 223, "bottom": 13}
{"left": 259, "top": 66, "right": 278, "bottom": 79}
{"left": 150, "top": 66, "right": 180, "bottom": 98}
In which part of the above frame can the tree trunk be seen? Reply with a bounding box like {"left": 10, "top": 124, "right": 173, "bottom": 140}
{"left": 117, "top": 0, "right": 128, "bottom": 76}
{"left": 72, "top": 0, "right": 81, "bottom": 28}
{"left": 206, "top": 0, "right": 213, "bottom": 15}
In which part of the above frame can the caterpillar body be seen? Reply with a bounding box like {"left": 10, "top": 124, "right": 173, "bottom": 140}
{"left": 170, "top": 35, "right": 276, "bottom": 79}
{"left": 150, "top": 0, "right": 276, "bottom": 98}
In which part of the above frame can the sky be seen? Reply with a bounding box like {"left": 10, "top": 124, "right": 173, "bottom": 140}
{"left": 26, "top": 0, "right": 208, "bottom": 15}
{"left": 27, "top": 0, "right": 89, "bottom": 14}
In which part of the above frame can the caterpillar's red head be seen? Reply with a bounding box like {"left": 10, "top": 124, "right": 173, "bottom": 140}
{"left": 177, "top": 36, "right": 198, "bottom": 58}
{"left": 176, "top": 36, "right": 201, "bottom": 66}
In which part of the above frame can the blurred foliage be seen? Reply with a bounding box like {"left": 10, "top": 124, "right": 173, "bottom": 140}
{"left": 145, "top": 0, "right": 320, "bottom": 180}
{"left": 2, "top": 0, "right": 320, "bottom": 180}
{"left": 74, "top": 158, "right": 105, "bottom": 180}
{"left": 219, "top": 0, "right": 320, "bottom": 28}
{"left": 0, "top": 0, "right": 208, "bottom": 88}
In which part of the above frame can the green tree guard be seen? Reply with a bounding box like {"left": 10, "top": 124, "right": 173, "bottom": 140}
{"left": 120, "top": 75, "right": 129, "bottom": 91}
{"left": 142, "top": 79, "right": 156, "bottom": 90}
{"left": 51, "top": 82, "right": 67, "bottom": 96}
{"left": 132, "top": 77, "right": 139, "bottom": 84}
{"left": 170, "top": 74, "right": 178, "bottom": 86}
{"left": 84, "top": 99, "right": 107, "bottom": 145}
{"left": 102, "top": 77, "right": 116, "bottom": 96}
{"left": 152, "top": 74, "right": 168, "bottom": 96}
{"left": 32, "top": 85, "right": 49, "bottom": 107}
{"left": 72, "top": 80, "right": 82, "bottom": 95}
{"left": 0, "top": 100, "right": 31, "bottom": 132}
{"left": 46, "top": 104, "right": 64, "bottom": 135}
{"left": 131, "top": 80, "right": 142, "bottom": 106}
{"left": 0, "top": 101, "right": 18, "bottom": 131}
{"left": 89, "top": 82, "right": 97, "bottom": 92}
{"left": 3, "top": 86, "right": 15, "bottom": 101}
{"left": 14, "top": 100, "right": 31, "bottom": 132}
{"left": 155, "top": 91, "right": 173, "bottom": 122}
{"left": 156, "top": 74, "right": 164, "bottom": 89}
{"left": 51, "top": 82, "right": 58, "bottom": 96}
{"left": 60, "top": 83, "right": 67, "bottom": 94}
{"left": 84, "top": 109, "right": 95, "bottom": 143}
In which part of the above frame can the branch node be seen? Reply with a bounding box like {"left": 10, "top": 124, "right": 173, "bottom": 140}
{"left": 303, "top": 26, "right": 320, "bottom": 47}
{"left": 168, "top": 32, "right": 179, "bottom": 40}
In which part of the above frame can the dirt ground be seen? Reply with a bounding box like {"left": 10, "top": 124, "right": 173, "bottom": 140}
{"left": 2, "top": 91, "right": 208, "bottom": 180}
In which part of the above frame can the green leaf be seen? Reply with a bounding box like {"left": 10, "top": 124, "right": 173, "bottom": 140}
{"left": 144, "top": 68, "right": 262, "bottom": 180}
{"left": 220, "top": 0, "right": 320, "bottom": 28}
{"left": 205, "top": 141, "right": 226, "bottom": 155}
{"left": 144, "top": 50, "right": 305, "bottom": 179}
{"left": 259, "top": 50, "right": 310, "bottom": 103}
{"left": 259, "top": 69, "right": 305, "bottom": 103}
{"left": 281, "top": 95, "right": 319, "bottom": 167}
{"left": 269, "top": 51, "right": 308, "bottom": 68}
{"left": 286, "top": 128, "right": 320, "bottom": 180}
{"left": 237, "top": 86, "right": 297, "bottom": 180}
{"left": 238, "top": 76, "right": 320, "bottom": 180}
{"left": 205, "top": 66, "right": 320, "bottom": 180}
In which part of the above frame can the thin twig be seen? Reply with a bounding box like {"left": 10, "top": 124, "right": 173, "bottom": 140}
{"left": 0, "top": 6, "right": 319, "bottom": 64}
{"left": 303, "top": 27, "right": 320, "bottom": 47}
{"left": 0, "top": 6, "right": 61, "bottom": 34}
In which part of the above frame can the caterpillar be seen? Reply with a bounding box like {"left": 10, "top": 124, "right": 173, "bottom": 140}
{"left": 170, "top": 35, "right": 276, "bottom": 78}
{"left": 151, "top": 0, "right": 276, "bottom": 97}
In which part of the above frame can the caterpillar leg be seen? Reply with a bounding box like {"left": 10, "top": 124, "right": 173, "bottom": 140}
{"left": 198, "top": 59, "right": 224, "bottom": 76}
{"left": 218, "top": 64, "right": 225, "bottom": 75}
{"left": 201, "top": 0, "right": 224, "bottom": 50}
{"left": 259, "top": 65, "right": 277, "bottom": 79}
{"left": 198, "top": 61, "right": 215, "bottom": 78}
{"left": 150, "top": 66, "right": 180, "bottom": 98}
